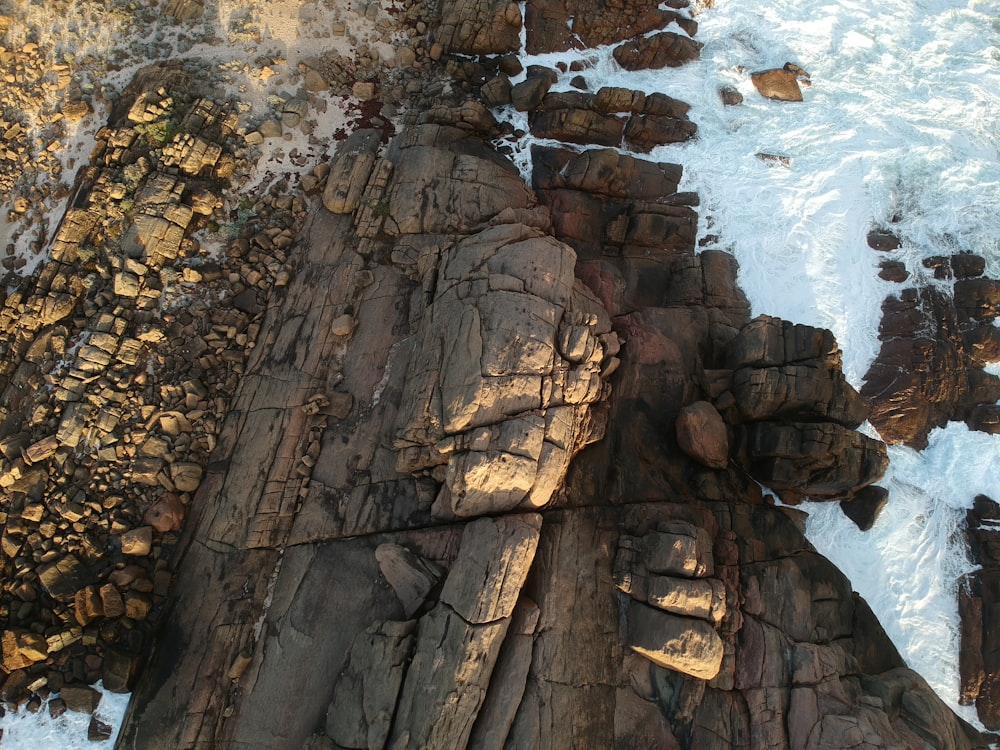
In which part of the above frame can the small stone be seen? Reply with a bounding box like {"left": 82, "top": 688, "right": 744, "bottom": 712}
{"left": 88, "top": 716, "right": 113, "bottom": 741}
{"left": 60, "top": 684, "right": 101, "bottom": 714}
{"left": 120, "top": 526, "right": 153, "bottom": 556}
{"left": 331, "top": 314, "right": 356, "bottom": 336}
{"left": 99, "top": 584, "right": 125, "bottom": 618}
{"left": 352, "top": 81, "right": 376, "bottom": 101}
{"left": 144, "top": 492, "right": 185, "bottom": 532}
{"left": 170, "top": 462, "right": 203, "bottom": 492}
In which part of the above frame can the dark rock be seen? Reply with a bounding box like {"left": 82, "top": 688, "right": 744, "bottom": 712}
{"left": 623, "top": 113, "right": 697, "bottom": 151}
{"left": 529, "top": 108, "right": 624, "bottom": 146}
{"left": 867, "top": 228, "right": 901, "bottom": 251}
{"left": 481, "top": 74, "right": 513, "bottom": 107}
{"left": 953, "top": 253, "right": 986, "bottom": 279}
{"left": 510, "top": 68, "right": 557, "bottom": 111}
{"left": 88, "top": 715, "right": 113, "bottom": 741}
{"left": 741, "top": 421, "right": 887, "bottom": 499}
{"left": 103, "top": 648, "right": 143, "bottom": 693}
{"left": 38, "top": 555, "right": 90, "bottom": 602}
{"left": 839, "top": 485, "right": 889, "bottom": 531}
{"left": 719, "top": 85, "right": 743, "bottom": 105}
{"left": 60, "top": 684, "right": 101, "bottom": 714}
{"left": 878, "top": 260, "right": 908, "bottom": 282}
{"left": 612, "top": 32, "right": 702, "bottom": 71}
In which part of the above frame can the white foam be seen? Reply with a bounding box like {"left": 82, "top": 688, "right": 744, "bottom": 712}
{"left": 0, "top": 683, "right": 130, "bottom": 749}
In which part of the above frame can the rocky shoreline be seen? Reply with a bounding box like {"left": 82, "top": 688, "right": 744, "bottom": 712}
{"left": 0, "top": 0, "right": 998, "bottom": 747}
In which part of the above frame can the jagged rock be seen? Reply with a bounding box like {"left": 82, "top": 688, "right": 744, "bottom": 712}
{"left": 481, "top": 74, "right": 513, "bottom": 107}
{"left": 395, "top": 220, "right": 613, "bottom": 516}
{"left": 325, "top": 619, "right": 417, "bottom": 749}
{"left": 530, "top": 107, "right": 625, "bottom": 146}
{"left": 121, "top": 526, "right": 153, "bottom": 556}
{"left": 742, "top": 421, "right": 887, "bottom": 498}
{"left": 750, "top": 68, "right": 803, "bottom": 101}
{"left": 719, "top": 85, "right": 743, "bottom": 105}
{"left": 532, "top": 146, "right": 682, "bottom": 201}
{"left": 170, "top": 462, "right": 203, "bottom": 492}
{"left": 103, "top": 648, "right": 143, "bottom": 693}
{"left": 623, "top": 113, "right": 697, "bottom": 150}
{"left": 383, "top": 132, "right": 533, "bottom": 235}
{"left": 387, "top": 515, "right": 540, "bottom": 749}
{"left": 2, "top": 630, "right": 48, "bottom": 671}
{"left": 38, "top": 555, "right": 90, "bottom": 601}
{"left": 60, "top": 684, "right": 101, "bottom": 714}
{"left": 436, "top": 0, "right": 522, "bottom": 54}
{"left": 732, "top": 362, "right": 867, "bottom": 427}
{"left": 375, "top": 543, "right": 444, "bottom": 617}
{"left": 640, "top": 522, "right": 715, "bottom": 578}
{"left": 647, "top": 576, "right": 727, "bottom": 624}
{"left": 675, "top": 401, "right": 729, "bottom": 470}
{"left": 322, "top": 128, "right": 381, "bottom": 215}
{"left": 510, "top": 67, "right": 557, "bottom": 111}
{"left": 627, "top": 600, "right": 724, "bottom": 679}
{"left": 862, "top": 286, "right": 1000, "bottom": 447}
{"left": 612, "top": 32, "right": 702, "bottom": 70}
{"left": 839, "top": 485, "right": 889, "bottom": 531}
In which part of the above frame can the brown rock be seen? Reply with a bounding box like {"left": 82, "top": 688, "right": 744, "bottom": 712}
{"left": 121, "top": 526, "right": 153, "bottom": 556}
{"left": 612, "top": 32, "right": 702, "bottom": 71}
{"left": 144, "top": 492, "right": 185, "bottom": 532}
{"left": 375, "top": 543, "right": 444, "bottom": 618}
{"left": 627, "top": 600, "right": 724, "bottom": 679}
{"left": 60, "top": 684, "right": 102, "bottom": 714}
{"left": 750, "top": 69, "right": 803, "bottom": 102}
{"left": 170, "top": 462, "right": 203, "bottom": 492}
{"left": 675, "top": 401, "right": 729, "bottom": 470}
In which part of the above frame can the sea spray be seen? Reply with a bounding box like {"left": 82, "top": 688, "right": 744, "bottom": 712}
{"left": 0, "top": 683, "right": 129, "bottom": 749}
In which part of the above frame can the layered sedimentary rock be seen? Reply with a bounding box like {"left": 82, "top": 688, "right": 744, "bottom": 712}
{"left": 1, "top": 2, "right": 991, "bottom": 749}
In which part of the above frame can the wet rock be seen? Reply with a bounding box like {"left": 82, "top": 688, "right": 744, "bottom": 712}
{"left": 60, "top": 684, "right": 101, "bottom": 714}
{"left": 612, "top": 32, "right": 702, "bottom": 71}
{"left": 839, "top": 485, "right": 889, "bottom": 531}
{"left": 750, "top": 68, "right": 803, "bottom": 102}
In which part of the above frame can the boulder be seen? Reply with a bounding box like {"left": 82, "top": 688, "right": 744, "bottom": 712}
{"left": 839, "top": 485, "right": 889, "bottom": 531}
{"left": 750, "top": 69, "right": 803, "bottom": 101}
{"left": 675, "top": 401, "right": 729, "bottom": 470}
{"left": 627, "top": 600, "right": 724, "bottom": 679}
{"left": 612, "top": 32, "right": 702, "bottom": 71}
{"left": 437, "top": 0, "right": 522, "bottom": 54}
{"left": 743, "top": 421, "right": 888, "bottom": 498}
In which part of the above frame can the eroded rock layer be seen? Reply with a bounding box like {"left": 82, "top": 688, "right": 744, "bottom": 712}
{"left": 0, "top": 2, "right": 990, "bottom": 749}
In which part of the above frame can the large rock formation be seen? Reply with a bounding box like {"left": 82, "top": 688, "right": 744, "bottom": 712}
{"left": 0, "top": 2, "right": 991, "bottom": 749}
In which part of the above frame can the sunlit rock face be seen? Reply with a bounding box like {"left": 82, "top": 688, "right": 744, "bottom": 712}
{"left": 1, "top": 0, "right": 993, "bottom": 748}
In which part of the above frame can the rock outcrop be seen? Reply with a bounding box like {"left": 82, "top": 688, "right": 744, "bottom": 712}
{"left": 861, "top": 233, "right": 1000, "bottom": 448}
{"left": 0, "top": 2, "right": 990, "bottom": 749}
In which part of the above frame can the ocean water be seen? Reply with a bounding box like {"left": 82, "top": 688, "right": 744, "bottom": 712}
{"left": 0, "top": 683, "right": 129, "bottom": 748}
{"left": 507, "top": 0, "right": 1000, "bottom": 728}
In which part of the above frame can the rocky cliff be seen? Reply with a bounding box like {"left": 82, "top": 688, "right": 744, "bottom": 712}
{"left": 0, "top": 0, "right": 994, "bottom": 748}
